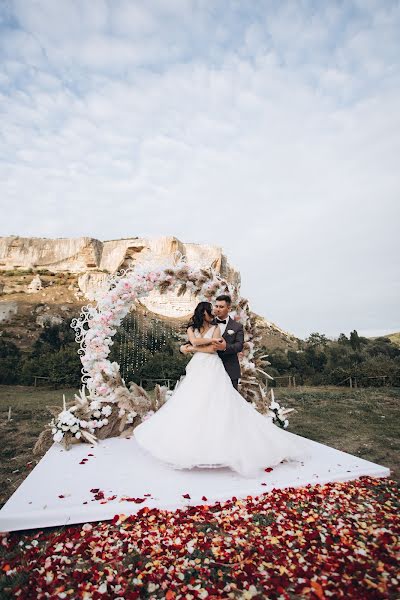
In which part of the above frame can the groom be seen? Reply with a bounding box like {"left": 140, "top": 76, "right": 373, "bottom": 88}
{"left": 181, "top": 294, "right": 244, "bottom": 391}
{"left": 212, "top": 294, "right": 244, "bottom": 390}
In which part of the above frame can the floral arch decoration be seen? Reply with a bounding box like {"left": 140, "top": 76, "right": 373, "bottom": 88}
{"left": 34, "top": 255, "right": 283, "bottom": 453}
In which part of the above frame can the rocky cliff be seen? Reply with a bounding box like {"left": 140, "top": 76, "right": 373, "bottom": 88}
{"left": 0, "top": 235, "right": 238, "bottom": 280}
{"left": 0, "top": 235, "right": 299, "bottom": 351}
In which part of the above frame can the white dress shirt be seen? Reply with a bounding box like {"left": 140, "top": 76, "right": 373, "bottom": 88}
{"left": 215, "top": 314, "right": 231, "bottom": 336}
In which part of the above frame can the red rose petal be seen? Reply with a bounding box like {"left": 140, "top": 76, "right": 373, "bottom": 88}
{"left": 121, "top": 497, "right": 146, "bottom": 503}
{"left": 2, "top": 476, "right": 398, "bottom": 598}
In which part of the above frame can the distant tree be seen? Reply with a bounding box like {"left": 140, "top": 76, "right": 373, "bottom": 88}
{"left": 366, "top": 337, "right": 400, "bottom": 359}
{"left": 0, "top": 339, "right": 22, "bottom": 384}
{"left": 136, "top": 352, "right": 189, "bottom": 385}
{"left": 326, "top": 344, "right": 352, "bottom": 370}
{"left": 357, "top": 355, "right": 400, "bottom": 387}
{"left": 287, "top": 350, "right": 308, "bottom": 373}
{"left": 296, "top": 338, "right": 306, "bottom": 351}
{"left": 304, "top": 346, "right": 328, "bottom": 372}
{"left": 20, "top": 355, "right": 51, "bottom": 385}
{"left": 30, "top": 318, "right": 78, "bottom": 358}
{"left": 48, "top": 346, "right": 82, "bottom": 386}
{"left": 329, "top": 366, "right": 351, "bottom": 386}
{"left": 31, "top": 323, "right": 63, "bottom": 356}
{"left": 338, "top": 333, "right": 349, "bottom": 345}
{"left": 306, "top": 332, "right": 329, "bottom": 348}
{"left": 349, "top": 330, "right": 361, "bottom": 351}
{"left": 268, "top": 350, "right": 291, "bottom": 373}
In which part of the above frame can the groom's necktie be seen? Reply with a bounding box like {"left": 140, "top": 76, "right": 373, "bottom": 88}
{"left": 216, "top": 318, "right": 227, "bottom": 324}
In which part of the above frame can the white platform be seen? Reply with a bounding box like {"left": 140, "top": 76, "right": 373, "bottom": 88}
{"left": 0, "top": 434, "right": 390, "bottom": 532}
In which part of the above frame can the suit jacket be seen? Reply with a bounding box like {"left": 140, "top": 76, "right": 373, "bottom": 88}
{"left": 215, "top": 316, "right": 244, "bottom": 380}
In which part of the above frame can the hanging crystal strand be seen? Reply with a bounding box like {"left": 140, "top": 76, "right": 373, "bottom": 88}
{"left": 123, "top": 314, "right": 128, "bottom": 381}
{"left": 125, "top": 311, "right": 131, "bottom": 381}
{"left": 124, "top": 314, "right": 130, "bottom": 382}
{"left": 137, "top": 310, "right": 143, "bottom": 369}
{"left": 130, "top": 311, "right": 135, "bottom": 379}
{"left": 131, "top": 311, "right": 136, "bottom": 375}
{"left": 141, "top": 311, "right": 146, "bottom": 367}
{"left": 161, "top": 323, "right": 166, "bottom": 350}
{"left": 119, "top": 316, "right": 124, "bottom": 381}
{"left": 121, "top": 313, "right": 125, "bottom": 381}
{"left": 118, "top": 317, "right": 124, "bottom": 379}
{"left": 149, "top": 317, "right": 154, "bottom": 356}
{"left": 144, "top": 321, "right": 148, "bottom": 365}
{"left": 152, "top": 318, "right": 158, "bottom": 354}
{"left": 124, "top": 311, "right": 131, "bottom": 381}
{"left": 154, "top": 317, "right": 160, "bottom": 354}
{"left": 156, "top": 318, "right": 162, "bottom": 354}
{"left": 134, "top": 309, "right": 140, "bottom": 372}
{"left": 171, "top": 321, "right": 175, "bottom": 346}
{"left": 137, "top": 312, "right": 141, "bottom": 373}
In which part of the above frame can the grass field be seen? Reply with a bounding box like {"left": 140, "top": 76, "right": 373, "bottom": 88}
{"left": 0, "top": 384, "right": 399, "bottom": 509}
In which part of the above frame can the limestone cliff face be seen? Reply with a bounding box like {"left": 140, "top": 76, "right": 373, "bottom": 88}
{"left": 0, "top": 235, "right": 241, "bottom": 318}
{"left": 0, "top": 236, "right": 103, "bottom": 272}
{"left": 0, "top": 235, "right": 238, "bottom": 280}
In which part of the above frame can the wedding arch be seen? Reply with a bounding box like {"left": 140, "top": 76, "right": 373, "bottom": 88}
{"left": 34, "top": 255, "right": 282, "bottom": 453}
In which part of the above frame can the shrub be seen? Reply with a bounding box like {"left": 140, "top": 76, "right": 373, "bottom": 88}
{"left": 0, "top": 339, "right": 21, "bottom": 384}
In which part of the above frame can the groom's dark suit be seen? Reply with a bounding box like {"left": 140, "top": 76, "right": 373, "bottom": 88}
{"left": 215, "top": 316, "right": 244, "bottom": 390}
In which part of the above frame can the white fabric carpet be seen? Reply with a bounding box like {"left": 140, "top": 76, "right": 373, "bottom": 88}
{"left": 0, "top": 434, "right": 390, "bottom": 532}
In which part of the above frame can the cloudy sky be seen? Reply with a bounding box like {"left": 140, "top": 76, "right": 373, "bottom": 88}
{"left": 1, "top": 0, "right": 399, "bottom": 339}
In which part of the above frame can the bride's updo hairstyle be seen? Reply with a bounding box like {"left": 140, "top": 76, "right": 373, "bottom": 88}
{"left": 187, "top": 301, "right": 213, "bottom": 333}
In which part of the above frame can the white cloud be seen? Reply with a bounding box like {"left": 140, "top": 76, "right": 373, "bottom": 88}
{"left": 0, "top": 0, "right": 399, "bottom": 338}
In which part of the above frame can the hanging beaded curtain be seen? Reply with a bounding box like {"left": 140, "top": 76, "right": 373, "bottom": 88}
{"left": 108, "top": 302, "right": 186, "bottom": 384}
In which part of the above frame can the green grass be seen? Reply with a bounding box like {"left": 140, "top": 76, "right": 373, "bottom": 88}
{"left": 274, "top": 385, "right": 400, "bottom": 481}
{"left": 0, "top": 384, "right": 399, "bottom": 510}
{"left": 0, "top": 385, "right": 79, "bottom": 508}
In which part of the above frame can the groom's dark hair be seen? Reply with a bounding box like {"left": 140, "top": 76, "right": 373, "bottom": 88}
{"left": 216, "top": 294, "right": 231, "bottom": 305}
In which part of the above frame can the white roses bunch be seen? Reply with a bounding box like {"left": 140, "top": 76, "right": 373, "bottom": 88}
{"left": 50, "top": 394, "right": 116, "bottom": 444}
{"left": 268, "top": 390, "right": 294, "bottom": 429}
{"left": 51, "top": 408, "right": 82, "bottom": 443}
{"left": 118, "top": 407, "right": 138, "bottom": 423}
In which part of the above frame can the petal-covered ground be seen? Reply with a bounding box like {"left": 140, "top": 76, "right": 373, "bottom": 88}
{"left": 1, "top": 476, "right": 399, "bottom": 599}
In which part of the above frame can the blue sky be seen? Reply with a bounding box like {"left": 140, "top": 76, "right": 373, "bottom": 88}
{"left": 0, "top": 0, "right": 399, "bottom": 339}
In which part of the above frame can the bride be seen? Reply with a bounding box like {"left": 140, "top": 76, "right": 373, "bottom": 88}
{"left": 133, "top": 301, "right": 310, "bottom": 478}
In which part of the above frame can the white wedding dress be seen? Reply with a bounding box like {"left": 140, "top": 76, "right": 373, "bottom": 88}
{"left": 134, "top": 326, "right": 311, "bottom": 478}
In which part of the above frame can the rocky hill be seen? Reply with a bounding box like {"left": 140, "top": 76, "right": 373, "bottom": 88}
{"left": 372, "top": 332, "right": 400, "bottom": 348}
{"left": 0, "top": 235, "right": 300, "bottom": 352}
